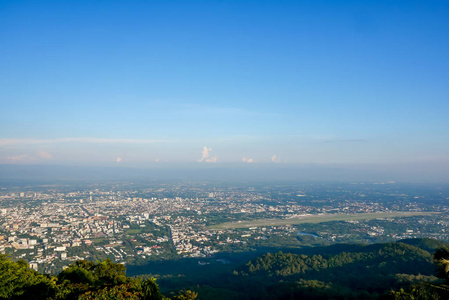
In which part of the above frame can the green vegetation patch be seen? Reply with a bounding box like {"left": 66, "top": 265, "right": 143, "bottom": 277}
{"left": 209, "top": 211, "right": 441, "bottom": 229}
{"left": 126, "top": 229, "right": 142, "bottom": 235}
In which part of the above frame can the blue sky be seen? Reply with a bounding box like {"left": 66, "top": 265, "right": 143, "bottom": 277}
{"left": 0, "top": 0, "right": 448, "bottom": 168}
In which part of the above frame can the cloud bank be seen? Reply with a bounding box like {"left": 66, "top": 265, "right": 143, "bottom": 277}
{"left": 271, "top": 154, "right": 280, "bottom": 163}
{"left": 198, "top": 146, "right": 218, "bottom": 163}
{"left": 242, "top": 157, "right": 254, "bottom": 163}
{"left": 6, "top": 151, "right": 52, "bottom": 163}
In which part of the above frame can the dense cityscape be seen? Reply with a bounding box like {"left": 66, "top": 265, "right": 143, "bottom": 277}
{"left": 1, "top": 181, "right": 448, "bottom": 274}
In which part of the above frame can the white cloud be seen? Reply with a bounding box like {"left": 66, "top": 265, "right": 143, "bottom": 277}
{"left": 38, "top": 151, "right": 52, "bottom": 159}
{"left": 7, "top": 154, "right": 31, "bottom": 162}
{"left": 198, "top": 146, "right": 218, "bottom": 163}
{"left": 155, "top": 158, "right": 160, "bottom": 163}
{"left": 206, "top": 156, "right": 218, "bottom": 163}
{"left": 271, "top": 155, "right": 280, "bottom": 163}
{"left": 5, "top": 151, "right": 52, "bottom": 163}
{"left": 242, "top": 157, "right": 254, "bottom": 163}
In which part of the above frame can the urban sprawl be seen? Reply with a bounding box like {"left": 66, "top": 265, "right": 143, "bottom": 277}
{"left": 0, "top": 182, "right": 448, "bottom": 274}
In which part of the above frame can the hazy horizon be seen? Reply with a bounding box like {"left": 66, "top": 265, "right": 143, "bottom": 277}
{"left": 1, "top": 162, "right": 448, "bottom": 184}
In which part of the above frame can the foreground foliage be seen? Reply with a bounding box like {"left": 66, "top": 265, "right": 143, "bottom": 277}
{"left": 389, "top": 245, "right": 449, "bottom": 300}
{"left": 0, "top": 256, "right": 196, "bottom": 300}
{"left": 2, "top": 238, "right": 449, "bottom": 299}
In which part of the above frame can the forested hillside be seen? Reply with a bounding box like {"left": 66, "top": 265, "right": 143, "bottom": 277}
{"left": 182, "top": 239, "right": 449, "bottom": 299}
{"left": 1, "top": 238, "right": 449, "bottom": 299}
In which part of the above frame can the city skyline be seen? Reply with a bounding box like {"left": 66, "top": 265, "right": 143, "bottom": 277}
{"left": 1, "top": 1, "right": 448, "bottom": 177}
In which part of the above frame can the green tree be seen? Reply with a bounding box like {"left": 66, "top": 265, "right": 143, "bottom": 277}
{"left": 57, "top": 259, "right": 138, "bottom": 299}
{"left": 0, "top": 256, "right": 196, "bottom": 300}
{"left": 78, "top": 284, "right": 141, "bottom": 300}
{"left": 0, "top": 254, "right": 56, "bottom": 299}
{"left": 433, "top": 246, "right": 449, "bottom": 282}
{"left": 172, "top": 290, "right": 198, "bottom": 300}
{"left": 141, "top": 278, "right": 163, "bottom": 300}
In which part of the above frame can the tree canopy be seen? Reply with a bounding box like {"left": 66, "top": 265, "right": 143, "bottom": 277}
{"left": 0, "top": 255, "right": 196, "bottom": 300}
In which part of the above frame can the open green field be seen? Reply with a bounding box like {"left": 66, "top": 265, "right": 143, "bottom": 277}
{"left": 209, "top": 211, "right": 441, "bottom": 230}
